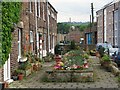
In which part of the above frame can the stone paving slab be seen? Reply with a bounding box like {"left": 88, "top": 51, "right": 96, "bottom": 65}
{"left": 8, "top": 56, "right": 120, "bottom": 89}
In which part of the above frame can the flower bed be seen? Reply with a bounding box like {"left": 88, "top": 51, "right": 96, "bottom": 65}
{"left": 43, "top": 50, "right": 94, "bottom": 82}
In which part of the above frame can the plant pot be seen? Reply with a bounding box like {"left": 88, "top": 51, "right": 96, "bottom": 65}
{"left": 4, "top": 82, "right": 9, "bottom": 88}
{"left": 102, "top": 61, "right": 110, "bottom": 68}
{"left": 18, "top": 74, "right": 24, "bottom": 80}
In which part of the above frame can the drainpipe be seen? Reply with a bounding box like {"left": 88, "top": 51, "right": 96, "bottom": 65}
{"left": 35, "top": 0, "right": 38, "bottom": 56}
{"left": 47, "top": 0, "right": 50, "bottom": 53}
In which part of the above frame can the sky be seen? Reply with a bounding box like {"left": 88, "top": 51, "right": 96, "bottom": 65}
{"left": 49, "top": 0, "right": 114, "bottom": 22}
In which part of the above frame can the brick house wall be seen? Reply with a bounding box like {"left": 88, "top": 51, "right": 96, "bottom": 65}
{"left": 106, "top": 4, "right": 114, "bottom": 45}
{"left": 66, "top": 29, "right": 81, "bottom": 43}
{"left": 96, "top": 1, "right": 120, "bottom": 46}
{"left": 96, "top": 9, "right": 104, "bottom": 43}
{"left": 0, "top": 1, "right": 57, "bottom": 82}
{"left": 9, "top": 1, "right": 57, "bottom": 75}
{"left": 10, "top": 28, "right": 19, "bottom": 74}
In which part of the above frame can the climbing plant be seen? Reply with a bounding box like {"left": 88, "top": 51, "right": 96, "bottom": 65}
{"left": 1, "top": 2, "right": 21, "bottom": 67}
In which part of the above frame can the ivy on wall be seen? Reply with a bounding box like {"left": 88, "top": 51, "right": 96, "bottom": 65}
{"left": 1, "top": 2, "right": 21, "bottom": 67}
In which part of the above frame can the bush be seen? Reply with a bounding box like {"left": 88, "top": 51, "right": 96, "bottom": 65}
{"left": 55, "top": 44, "right": 61, "bottom": 55}
{"left": 69, "top": 40, "right": 76, "bottom": 50}
{"left": 83, "top": 54, "right": 89, "bottom": 59}
{"left": 102, "top": 54, "right": 110, "bottom": 62}
{"left": 98, "top": 45, "right": 105, "bottom": 57}
{"left": 44, "top": 52, "right": 54, "bottom": 62}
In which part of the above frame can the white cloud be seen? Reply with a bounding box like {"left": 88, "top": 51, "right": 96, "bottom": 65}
{"left": 49, "top": 0, "right": 113, "bottom": 22}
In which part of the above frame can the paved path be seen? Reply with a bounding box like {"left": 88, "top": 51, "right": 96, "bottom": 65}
{"left": 9, "top": 56, "right": 119, "bottom": 89}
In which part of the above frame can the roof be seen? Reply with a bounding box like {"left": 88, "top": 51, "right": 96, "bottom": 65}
{"left": 96, "top": 0, "right": 120, "bottom": 13}
{"left": 48, "top": 2, "right": 58, "bottom": 13}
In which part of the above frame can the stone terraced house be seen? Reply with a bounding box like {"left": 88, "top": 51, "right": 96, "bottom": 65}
{"left": 0, "top": 0, "right": 57, "bottom": 83}
{"left": 96, "top": 0, "right": 120, "bottom": 47}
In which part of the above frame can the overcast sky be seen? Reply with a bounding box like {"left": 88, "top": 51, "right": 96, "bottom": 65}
{"left": 49, "top": 0, "right": 114, "bottom": 22}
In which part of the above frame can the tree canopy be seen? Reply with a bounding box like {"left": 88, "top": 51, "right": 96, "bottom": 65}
{"left": 57, "top": 23, "right": 70, "bottom": 34}
{"left": 57, "top": 22, "right": 97, "bottom": 34}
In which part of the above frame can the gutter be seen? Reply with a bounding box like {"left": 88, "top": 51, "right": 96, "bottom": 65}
{"left": 47, "top": 0, "right": 50, "bottom": 52}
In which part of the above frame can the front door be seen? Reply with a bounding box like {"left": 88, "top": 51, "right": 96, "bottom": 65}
{"left": 4, "top": 54, "right": 11, "bottom": 81}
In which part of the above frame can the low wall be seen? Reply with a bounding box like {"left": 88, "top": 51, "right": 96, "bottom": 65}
{"left": 45, "top": 67, "right": 94, "bottom": 82}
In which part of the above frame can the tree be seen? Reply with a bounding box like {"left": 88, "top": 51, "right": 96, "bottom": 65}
{"left": 70, "top": 40, "right": 76, "bottom": 50}
{"left": 76, "top": 25, "right": 87, "bottom": 31}
{"left": 57, "top": 23, "right": 70, "bottom": 34}
{"left": 1, "top": 2, "right": 21, "bottom": 67}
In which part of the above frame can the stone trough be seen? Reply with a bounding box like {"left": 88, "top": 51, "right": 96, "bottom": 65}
{"left": 45, "top": 67, "right": 94, "bottom": 82}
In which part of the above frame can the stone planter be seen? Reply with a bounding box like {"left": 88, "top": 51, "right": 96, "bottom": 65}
{"left": 102, "top": 61, "right": 110, "bottom": 68}
{"left": 100, "top": 59, "right": 111, "bottom": 71}
{"left": 45, "top": 67, "right": 94, "bottom": 82}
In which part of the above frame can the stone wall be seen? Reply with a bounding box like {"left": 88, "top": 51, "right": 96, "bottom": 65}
{"left": 45, "top": 69, "right": 94, "bottom": 82}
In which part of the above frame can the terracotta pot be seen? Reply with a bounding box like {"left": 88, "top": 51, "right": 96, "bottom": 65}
{"left": 18, "top": 74, "right": 24, "bottom": 80}
{"left": 4, "top": 82, "right": 9, "bottom": 88}
{"left": 103, "top": 61, "right": 110, "bottom": 68}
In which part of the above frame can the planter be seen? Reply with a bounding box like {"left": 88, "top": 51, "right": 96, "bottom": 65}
{"left": 4, "top": 82, "right": 9, "bottom": 88}
{"left": 102, "top": 61, "right": 110, "bottom": 68}
{"left": 45, "top": 67, "right": 94, "bottom": 82}
{"left": 18, "top": 74, "right": 24, "bottom": 80}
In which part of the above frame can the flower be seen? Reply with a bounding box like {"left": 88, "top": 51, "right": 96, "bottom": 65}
{"left": 54, "top": 65, "right": 60, "bottom": 70}
{"left": 72, "top": 64, "right": 77, "bottom": 69}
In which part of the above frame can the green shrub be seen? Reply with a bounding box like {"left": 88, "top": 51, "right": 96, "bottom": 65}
{"left": 70, "top": 40, "right": 76, "bottom": 50}
{"left": 55, "top": 44, "right": 61, "bottom": 55}
{"left": 98, "top": 46, "right": 105, "bottom": 57}
{"left": 83, "top": 54, "right": 89, "bottom": 59}
{"left": 102, "top": 54, "right": 110, "bottom": 62}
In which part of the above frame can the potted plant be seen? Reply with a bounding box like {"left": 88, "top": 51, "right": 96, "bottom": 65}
{"left": 101, "top": 54, "right": 111, "bottom": 68}
{"left": 16, "top": 69, "right": 24, "bottom": 80}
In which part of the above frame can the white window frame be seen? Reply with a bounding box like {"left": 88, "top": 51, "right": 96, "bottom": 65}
{"left": 44, "top": 33, "right": 46, "bottom": 50}
{"left": 38, "top": 2, "right": 41, "bottom": 18}
{"left": 43, "top": 3, "right": 45, "bottom": 20}
{"left": 29, "top": 0, "right": 32, "bottom": 13}
{"left": 18, "top": 28, "right": 21, "bottom": 62}
{"left": 30, "top": 31, "right": 33, "bottom": 43}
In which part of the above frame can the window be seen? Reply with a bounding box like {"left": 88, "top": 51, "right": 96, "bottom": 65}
{"left": 30, "top": 31, "right": 34, "bottom": 52}
{"left": 30, "top": 31, "right": 33, "bottom": 43}
{"left": 37, "top": 2, "right": 39, "bottom": 16}
{"left": 36, "top": 1, "right": 41, "bottom": 17}
{"left": 18, "top": 28, "right": 22, "bottom": 61}
{"left": 29, "top": 0, "right": 33, "bottom": 13}
{"left": 43, "top": 3, "right": 45, "bottom": 20}
{"left": 43, "top": 33, "right": 46, "bottom": 50}
{"left": 38, "top": 2, "right": 40, "bottom": 17}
